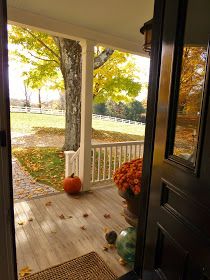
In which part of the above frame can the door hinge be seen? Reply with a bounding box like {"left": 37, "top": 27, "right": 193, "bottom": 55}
{"left": 0, "top": 130, "right": 6, "bottom": 147}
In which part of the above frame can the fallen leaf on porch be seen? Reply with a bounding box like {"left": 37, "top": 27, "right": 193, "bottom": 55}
{"left": 104, "top": 214, "right": 111, "bottom": 219}
{"left": 102, "top": 245, "right": 109, "bottom": 251}
{"left": 19, "top": 266, "right": 32, "bottom": 277}
{"left": 118, "top": 258, "right": 127, "bottom": 266}
{"left": 103, "top": 227, "right": 109, "bottom": 233}
{"left": 18, "top": 221, "right": 24, "bottom": 226}
{"left": 120, "top": 212, "right": 125, "bottom": 217}
{"left": 17, "top": 190, "right": 25, "bottom": 195}
{"left": 122, "top": 200, "right": 127, "bottom": 205}
{"left": 73, "top": 196, "right": 80, "bottom": 199}
{"left": 87, "top": 190, "right": 93, "bottom": 194}
{"left": 83, "top": 213, "right": 89, "bottom": 218}
{"left": 45, "top": 201, "right": 52, "bottom": 206}
{"left": 51, "top": 230, "right": 57, "bottom": 234}
{"left": 28, "top": 218, "right": 33, "bottom": 222}
{"left": 59, "top": 214, "right": 65, "bottom": 219}
{"left": 80, "top": 225, "right": 86, "bottom": 230}
{"left": 67, "top": 215, "right": 73, "bottom": 219}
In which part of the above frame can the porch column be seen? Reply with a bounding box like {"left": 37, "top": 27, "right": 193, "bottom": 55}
{"left": 79, "top": 40, "right": 95, "bottom": 191}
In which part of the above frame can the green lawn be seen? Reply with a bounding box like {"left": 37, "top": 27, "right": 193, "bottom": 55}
{"left": 10, "top": 112, "right": 145, "bottom": 137}
{"left": 10, "top": 112, "right": 65, "bottom": 133}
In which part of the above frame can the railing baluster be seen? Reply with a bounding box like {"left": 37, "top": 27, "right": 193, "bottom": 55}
{"left": 128, "top": 145, "right": 131, "bottom": 161}
{"left": 103, "top": 147, "right": 107, "bottom": 180}
{"left": 119, "top": 146, "right": 122, "bottom": 167}
{"left": 98, "top": 147, "right": 101, "bottom": 181}
{"left": 142, "top": 143, "right": 144, "bottom": 157}
{"left": 139, "top": 143, "right": 142, "bottom": 158}
{"left": 92, "top": 147, "right": 95, "bottom": 183}
{"left": 134, "top": 144, "right": 137, "bottom": 159}
{"left": 125, "top": 145, "right": 127, "bottom": 163}
{"left": 113, "top": 147, "right": 117, "bottom": 173}
{"left": 108, "top": 146, "right": 112, "bottom": 179}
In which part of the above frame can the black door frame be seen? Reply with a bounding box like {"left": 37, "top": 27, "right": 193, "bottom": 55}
{"left": 119, "top": 0, "right": 165, "bottom": 279}
{"left": 134, "top": 0, "right": 165, "bottom": 278}
{"left": 0, "top": 0, "right": 164, "bottom": 279}
{"left": 0, "top": 0, "right": 17, "bottom": 279}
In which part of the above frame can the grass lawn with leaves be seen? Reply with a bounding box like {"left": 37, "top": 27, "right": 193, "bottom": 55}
{"left": 13, "top": 147, "right": 65, "bottom": 191}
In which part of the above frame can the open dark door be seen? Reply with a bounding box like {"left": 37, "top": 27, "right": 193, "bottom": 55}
{"left": 0, "top": 0, "right": 17, "bottom": 279}
{"left": 142, "top": 0, "right": 210, "bottom": 279}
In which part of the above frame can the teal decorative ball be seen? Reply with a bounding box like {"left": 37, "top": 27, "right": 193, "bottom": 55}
{"left": 116, "top": 227, "right": 137, "bottom": 263}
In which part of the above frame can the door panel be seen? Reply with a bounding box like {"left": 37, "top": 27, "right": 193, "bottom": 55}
{"left": 0, "top": 0, "right": 17, "bottom": 279}
{"left": 143, "top": 0, "right": 210, "bottom": 279}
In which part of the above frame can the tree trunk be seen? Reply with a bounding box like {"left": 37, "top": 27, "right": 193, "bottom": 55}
{"left": 38, "top": 88, "right": 42, "bottom": 111}
{"left": 56, "top": 38, "right": 82, "bottom": 151}
{"left": 24, "top": 84, "right": 30, "bottom": 107}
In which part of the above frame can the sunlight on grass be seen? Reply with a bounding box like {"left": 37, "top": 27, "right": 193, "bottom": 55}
{"left": 93, "top": 119, "right": 145, "bottom": 136}
{"left": 10, "top": 112, "right": 65, "bottom": 133}
{"left": 10, "top": 112, "right": 145, "bottom": 137}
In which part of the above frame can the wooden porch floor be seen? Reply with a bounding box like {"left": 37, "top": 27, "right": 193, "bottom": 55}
{"left": 14, "top": 186, "right": 131, "bottom": 278}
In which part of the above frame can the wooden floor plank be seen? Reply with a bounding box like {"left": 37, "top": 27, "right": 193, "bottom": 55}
{"left": 14, "top": 187, "right": 131, "bottom": 278}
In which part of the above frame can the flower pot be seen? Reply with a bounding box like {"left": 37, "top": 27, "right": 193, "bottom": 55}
{"left": 118, "top": 190, "right": 140, "bottom": 227}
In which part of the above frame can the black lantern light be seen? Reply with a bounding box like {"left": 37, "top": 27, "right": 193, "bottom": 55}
{"left": 140, "top": 19, "right": 153, "bottom": 54}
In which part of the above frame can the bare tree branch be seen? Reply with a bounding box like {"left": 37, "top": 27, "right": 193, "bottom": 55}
{"left": 22, "top": 27, "right": 61, "bottom": 61}
{"left": 28, "top": 51, "right": 60, "bottom": 65}
{"left": 94, "top": 48, "right": 114, "bottom": 69}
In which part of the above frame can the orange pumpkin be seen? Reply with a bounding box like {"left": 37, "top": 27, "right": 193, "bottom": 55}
{"left": 63, "top": 173, "right": 82, "bottom": 194}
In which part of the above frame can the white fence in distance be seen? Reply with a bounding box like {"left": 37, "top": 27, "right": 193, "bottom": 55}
{"left": 10, "top": 106, "right": 145, "bottom": 126}
{"left": 10, "top": 106, "right": 65, "bottom": 116}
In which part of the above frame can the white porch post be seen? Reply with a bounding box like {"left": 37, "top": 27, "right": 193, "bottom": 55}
{"left": 79, "top": 40, "right": 95, "bottom": 191}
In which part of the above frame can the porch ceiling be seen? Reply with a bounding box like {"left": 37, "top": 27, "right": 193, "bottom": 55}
{"left": 7, "top": 0, "right": 154, "bottom": 55}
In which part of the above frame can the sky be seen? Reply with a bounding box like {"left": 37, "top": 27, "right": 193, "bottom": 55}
{"left": 8, "top": 53, "right": 150, "bottom": 104}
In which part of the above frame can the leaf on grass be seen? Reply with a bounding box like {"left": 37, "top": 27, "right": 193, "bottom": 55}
{"left": 83, "top": 213, "right": 89, "bottom": 218}
{"left": 45, "top": 201, "right": 52, "bottom": 206}
{"left": 19, "top": 266, "right": 32, "bottom": 277}
{"left": 59, "top": 214, "right": 65, "bottom": 219}
{"left": 80, "top": 225, "right": 86, "bottom": 230}
{"left": 104, "top": 214, "right": 111, "bottom": 219}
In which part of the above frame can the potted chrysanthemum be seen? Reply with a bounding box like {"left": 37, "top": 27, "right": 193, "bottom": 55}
{"left": 113, "top": 158, "right": 143, "bottom": 226}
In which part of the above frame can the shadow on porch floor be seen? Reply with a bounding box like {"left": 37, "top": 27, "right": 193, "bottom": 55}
{"left": 14, "top": 186, "right": 131, "bottom": 278}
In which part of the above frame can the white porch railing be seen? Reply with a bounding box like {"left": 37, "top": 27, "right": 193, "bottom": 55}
{"left": 64, "top": 141, "right": 144, "bottom": 188}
